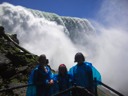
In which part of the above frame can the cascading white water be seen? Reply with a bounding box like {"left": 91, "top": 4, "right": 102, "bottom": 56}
{"left": 0, "top": 2, "right": 96, "bottom": 70}
{"left": 0, "top": 2, "right": 128, "bottom": 95}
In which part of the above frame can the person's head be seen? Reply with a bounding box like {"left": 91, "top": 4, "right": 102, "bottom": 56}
{"left": 58, "top": 64, "right": 67, "bottom": 76}
{"left": 74, "top": 52, "right": 85, "bottom": 64}
{"left": 38, "top": 54, "right": 47, "bottom": 65}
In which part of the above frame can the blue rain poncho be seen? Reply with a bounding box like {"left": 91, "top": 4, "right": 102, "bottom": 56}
{"left": 69, "top": 62, "right": 101, "bottom": 90}
{"left": 51, "top": 73, "right": 73, "bottom": 96}
{"left": 26, "top": 65, "right": 53, "bottom": 96}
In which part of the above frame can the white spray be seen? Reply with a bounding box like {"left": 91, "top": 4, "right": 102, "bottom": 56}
{"left": 91, "top": 0, "right": 128, "bottom": 95}
{"left": 0, "top": 3, "right": 78, "bottom": 70}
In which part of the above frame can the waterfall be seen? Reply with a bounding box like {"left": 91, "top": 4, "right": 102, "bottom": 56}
{"left": 0, "top": 2, "right": 128, "bottom": 95}
{"left": 0, "top": 2, "right": 96, "bottom": 70}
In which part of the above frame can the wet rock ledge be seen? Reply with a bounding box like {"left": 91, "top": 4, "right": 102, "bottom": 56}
{"left": 0, "top": 26, "right": 38, "bottom": 96}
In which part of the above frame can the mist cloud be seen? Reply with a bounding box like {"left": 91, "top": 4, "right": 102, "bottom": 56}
{"left": 97, "top": 0, "right": 128, "bottom": 30}
{"left": 0, "top": 2, "right": 77, "bottom": 70}
{"left": 91, "top": 0, "right": 128, "bottom": 95}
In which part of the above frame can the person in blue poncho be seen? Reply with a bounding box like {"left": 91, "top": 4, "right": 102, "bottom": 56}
{"left": 69, "top": 52, "right": 101, "bottom": 96}
{"left": 26, "top": 54, "right": 54, "bottom": 96}
{"left": 53, "top": 64, "right": 73, "bottom": 96}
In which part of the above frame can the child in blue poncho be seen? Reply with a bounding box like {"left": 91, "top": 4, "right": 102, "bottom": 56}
{"left": 53, "top": 64, "right": 73, "bottom": 96}
{"left": 26, "top": 54, "right": 54, "bottom": 96}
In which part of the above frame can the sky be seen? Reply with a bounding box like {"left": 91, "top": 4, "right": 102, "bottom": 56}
{"left": 0, "top": 0, "right": 102, "bottom": 19}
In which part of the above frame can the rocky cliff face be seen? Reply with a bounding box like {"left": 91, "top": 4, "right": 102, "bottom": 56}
{"left": 0, "top": 26, "right": 38, "bottom": 96}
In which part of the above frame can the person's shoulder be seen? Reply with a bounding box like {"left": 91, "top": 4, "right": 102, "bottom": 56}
{"left": 34, "top": 65, "right": 39, "bottom": 70}
{"left": 69, "top": 65, "right": 76, "bottom": 71}
{"left": 32, "top": 65, "right": 39, "bottom": 73}
{"left": 84, "top": 62, "right": 92, "bottom": 67}
{"left": 69, "top": 65, "right": 77, "bottom": 74}
{"left": 84, "top": 62, "right": 93, "bottom": 71}
{"left": 46, "top": 65, "right": 50, "bottom": 69}
{"left": 71, "top": 64, "right": 77, "bottom": 68}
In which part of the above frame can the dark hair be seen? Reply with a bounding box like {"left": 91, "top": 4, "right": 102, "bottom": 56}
{"left": 74, "top": 52, "right": 85, "bottom": 62}
{"left": 38, "top": 54, "right": 47, "bottom": 63}
{"left": 58, "top": 64, "right": 67, "bottom": 75}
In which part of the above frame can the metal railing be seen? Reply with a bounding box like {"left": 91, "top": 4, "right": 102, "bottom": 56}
{"left": 52, "top": 85, "right": 95, "bottom": 96}
{"left": 0, "top": 84, "right": 33, "bottom": 92}
{"left": 0, "top": 80, "right": 125, "bottom": 96}
{"left": 94, "top": 78, "right": 124, "bottom": 96}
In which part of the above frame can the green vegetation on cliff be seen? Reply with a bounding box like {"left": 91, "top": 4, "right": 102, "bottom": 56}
{"left": 0, "top": 26, "right": 38, "bottom": 96}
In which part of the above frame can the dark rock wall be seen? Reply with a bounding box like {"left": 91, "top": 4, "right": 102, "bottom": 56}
{"left": 0, "top": 27, "right": 38, "bottom": 96}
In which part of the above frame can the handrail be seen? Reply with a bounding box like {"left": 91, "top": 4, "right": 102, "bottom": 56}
{"left": 96, "top": 80, "right": 124, "bottom": 96}
{"left": 52, "top": 85, "right": 95, "bottom": 96}
{"left": 0, "top": 84, "right": 94, "bottom": 96}
{"left": 0, "top": 84, "right": 33, "bottom": 92}
{"left": 0, "top": 81, "right": 125, "bottom": 96}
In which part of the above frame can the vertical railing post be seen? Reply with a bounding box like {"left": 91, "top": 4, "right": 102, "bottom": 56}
{"left": 94, "top": 78, "right": 98, "bottom": 96}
